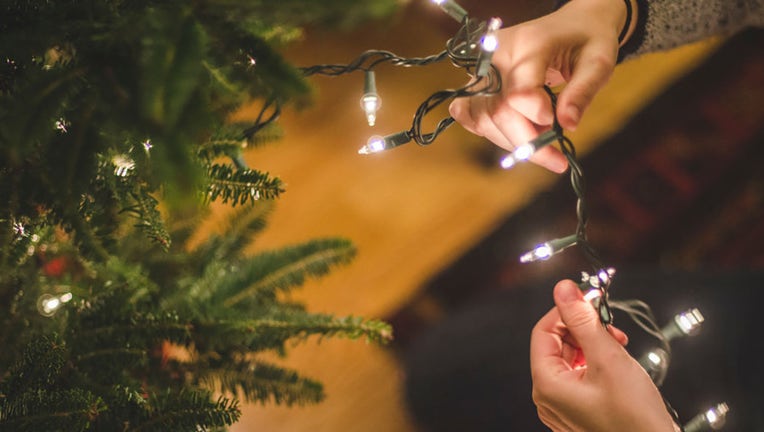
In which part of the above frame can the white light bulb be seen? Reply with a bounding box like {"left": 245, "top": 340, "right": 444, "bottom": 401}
{"left": 685, "top": 403, "right": 729, "bottom": 432}
{"left": 500, "top": 154, "right": 518, "bottom": 169}
{"left": 362, "top": 94, "right": 380, "bottom": 126}
{"left": 37, "top": 292, "right": 74, "bottom": 317}
{"left": 359, "top": 136, "right": 386, "bottom": 155}
{"left": 597, "top": 268, "right": 616, "bottom": 285}
{"left": 662, "top": 308, "right": 704, "bottom": 341}
{"left": 12, "top": 220, "right": 26, "bottom": 238}
{"left": 358, "top": 131, "right": 412, "bottom": 155}
{"left": 638, "top": 348, "right": 669, "bottom": 386}
{"left": 481, "top": 17, "right": 502, "bottom": 52}
{"left": 499, "top": 143, "right": 534, "bottom": 169}
{"left": 676, "top": 308, "right": 704, "bottom": 334}
{"left": 475, "top": 17, "right": 502, "bottom": 77}
{"left": 519, "top": 234, "right": 577, "bottom": 263}
{"left": 112, "top": 155, "right": 135, "bottom": 177}
{"left": 519, "top": 243, "right": 553, "bottom": 263}
{"left": 705, "top": 404, "right": 730, "bottom": 428}
{"left": 481, "top": 35, "right": 498, "bottom": 52}
{"left": 55, "top": 118, "right": 69, "bottom": 133}
{"left": 582, "top": 288, "right": 602, "bottom": 303}
{"left": 44, "top": 298, "right": 60, "bottom": 313}
{"left": 361, "top": 70, "right": 381, "bottom": 127}
{"left": 513, "top": 143, "right": 535, "bottom": 160}
{"left": 431, "top": 0, "right": 468, "bottom": 22}
{"left": 499, "top": 130, "right": 559, "bottom": 170}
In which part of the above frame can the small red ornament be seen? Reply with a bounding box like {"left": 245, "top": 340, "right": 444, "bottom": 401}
{"left": 42, "top": 256, "right": 68, "bottom": 278}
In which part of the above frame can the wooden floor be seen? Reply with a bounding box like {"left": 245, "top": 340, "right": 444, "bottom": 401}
{"left": 222, "top": 2, "right": 720, "bottom": 430}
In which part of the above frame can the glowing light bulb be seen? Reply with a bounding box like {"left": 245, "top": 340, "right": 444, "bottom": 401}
{"left": 578, "top": 268, "right": 615, "bottom": 317}
{"left": 521, "top": 244, "right": 552, "bottom": 262}
{"left": 360, "top": 136, "right": 386, "bottom": 155}
{"left": 684, "top": 403, "right": 729, "bottom": 431}
{"left": 361, "top": 71, "right": 381, "bottom": 126}
{"left": 55, "top": 118, "right": 69, "bottom": 133}
{"left": 431, "top": 0, "right": 468, "bottom": 22}
{"left": 12, "top": 220, "right": 27, "bottom": 238}
{"left": 499, "top": 130, "right": 558, "bottom": 170}
{"left": 37, "top": 292, "right": 74, "bottom": 317}
{"left": 519, "top": 234, "right": 577, "bottom": 263}
{"left": 475, "top": 17, "right": 502, "bottom": 77}
{"left": 112, "top": 155, "right": 135, "bottom": 177}
{"left": 358, "top": 131, "right": 412, "bottom": 155}
{"left": 662, "top": 308, "right": 704, "bottom": 341}
{"left": 582, "top": 288, "right": 602, "bottom": 303}
{"left": 638, "top": 348, "right": 669, "bottom": 386}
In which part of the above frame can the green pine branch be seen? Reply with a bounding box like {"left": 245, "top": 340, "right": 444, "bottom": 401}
{"left": 1, "top": 334, "right": 67, "bottom": 398}
{"left": 197, "top": 122, "right": 284, "bottom": 163}
{"left": 193, "top": 359, "right": 324, "bottom": 406}
{"left": 216, "top": 238, "right": 356, "bottom": 308}
{"left": 206, "top": 163, "right": 285, "bottom": 205}
{"left": 0, "top": 1, "right": 399, "bottom": 429}
{"left": 126, "top": 188, "right": 172, "bottom": 252}
{"left": 0, "top": 389, "right": 106, "bottom": 432}
{"left": 193, "top": 201, "right": 273, "bottom": 263}
{"left": 133, "top": 389, "right": 240, "bottom": 432}
{"left": 196, "top": 313, "right": 392, "bottom": 353}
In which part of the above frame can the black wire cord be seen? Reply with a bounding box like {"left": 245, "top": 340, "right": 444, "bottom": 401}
{"left": 543, "top": 85, "right": 615, "bottom": 325}
{"left": 240, "top": 13, "right": 686, "bottom": 428}
{"left": 243, "top": 17, "right": 499, "bottom": 145}
{"left": 543, "top": 85, "right": 683, "bottom": 427}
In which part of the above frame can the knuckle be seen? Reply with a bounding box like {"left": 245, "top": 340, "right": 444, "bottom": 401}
{"left": 531, "top": 375, "right": 553, "bottom": 403}
{"left": 472, "top": 115, "right": 494, "bottom": 137}
{"left": 448, "top": 99, "right": 467, "bottom": 122}
{"left": 588, "top": 52, "right": 616, "bottom": 73}
{"left": 563, "top": 305, "right": 598, "bottom": 329}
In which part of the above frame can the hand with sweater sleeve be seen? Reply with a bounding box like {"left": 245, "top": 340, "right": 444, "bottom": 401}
{"left": 449, "top": 0, "right": 764, "bottom": 173}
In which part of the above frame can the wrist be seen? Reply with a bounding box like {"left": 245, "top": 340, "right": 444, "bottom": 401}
{"left": 557, "top": 0, "right": 636, "bottom": 46}
{"left": 618, "top": 0, "right": 638, "bottom": 47}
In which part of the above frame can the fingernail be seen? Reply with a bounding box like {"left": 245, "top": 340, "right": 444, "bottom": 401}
{"left": 557, "top": 283, "right": 579, "bottom": 304}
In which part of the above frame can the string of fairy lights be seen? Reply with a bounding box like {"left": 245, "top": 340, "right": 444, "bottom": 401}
{"left": 26, "top": 0, "right": 731, "bottom": 429}
{"left": 289, "top": 0, "right": 729, "bottom": 430}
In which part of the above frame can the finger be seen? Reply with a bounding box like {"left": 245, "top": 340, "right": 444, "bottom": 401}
{"left": 449, "top": 96, "right": 514, "bottom": 151}
{"left": 530, "top": 307, "right": 572, "bottom": 378}
{"left": 559, "top": 320, "right": 629, "bottom": 349}
{"left": 607, "top": 324, "right": 629, "bottom": 346}
{"left": 557, "top": 43, "right": 616, "bottom": 131}
{"left": 488, "top": 98, "right": 569, "bottom": 173}
{"left": 545, "top": 68, "right": 566, "bottom": 87}
{"left": 502, "top": 50, "right": 554, "bottom": 126}
{"left": 449, "top": 97, "right": 478, "bottom": 135}
{"left": 505, "top": 86, "right": 554, "bottom": 127}
{"left": 529, "top": 140, "right": 568, "bottom": 174}
{"left": 536, "top": 405, "right": 573, "bottom": 432}
{"left": 552, "top": 280, "right": 616, "bottom": 358}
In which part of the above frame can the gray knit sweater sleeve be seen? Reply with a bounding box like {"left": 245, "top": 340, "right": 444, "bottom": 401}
{"left": 620, "top": 0, "right": 764, "bottom": 59}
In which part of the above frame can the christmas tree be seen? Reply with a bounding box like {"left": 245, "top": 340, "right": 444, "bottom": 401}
{"left": 0, "top": 1, "right": 396, "bottom": 430}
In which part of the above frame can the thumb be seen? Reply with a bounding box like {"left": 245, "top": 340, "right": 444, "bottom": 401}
{"left": 557, "top": 45, "right": 616, "bottom": 131}
{"left": 553, "top": 280, "right": 612, "bottom": 356}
